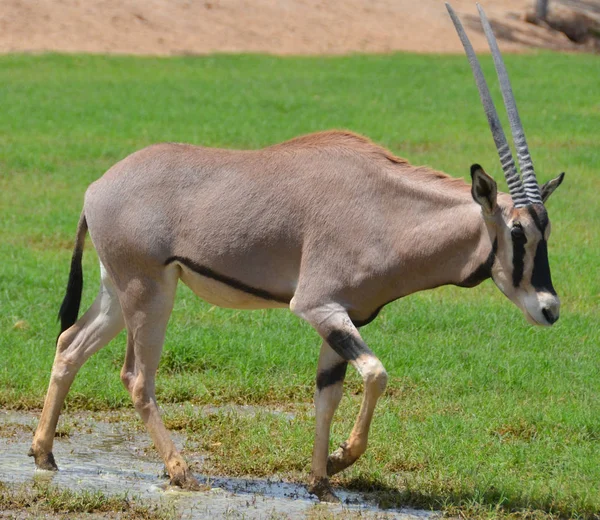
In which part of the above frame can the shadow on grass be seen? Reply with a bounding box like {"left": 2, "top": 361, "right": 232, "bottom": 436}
{"left": 341, "top": 475, "right": 594, "bottom": 519}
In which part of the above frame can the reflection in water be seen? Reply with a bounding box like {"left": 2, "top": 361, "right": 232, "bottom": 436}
{"left": 0, "top": 410, "right": 434, "bottom": 519}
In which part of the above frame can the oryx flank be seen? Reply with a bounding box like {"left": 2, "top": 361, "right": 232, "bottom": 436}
{"left": 30, "top": 4, "right": 564, "bottom": 502}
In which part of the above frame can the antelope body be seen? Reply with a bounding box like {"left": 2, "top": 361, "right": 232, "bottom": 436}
{"left": 30, "top": 4, "right": 565, "bottom": 502}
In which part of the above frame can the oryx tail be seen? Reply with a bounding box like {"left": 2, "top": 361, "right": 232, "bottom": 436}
{"left": 58, "top": 212, "right": 87, "bottom": 334}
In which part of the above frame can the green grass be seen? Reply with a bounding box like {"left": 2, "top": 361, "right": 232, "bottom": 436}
{"left": 0, "top": 480, "right": 175, "bottom": 519}
{"left": 0, "top": 52, "right": 599, "bottom": 519}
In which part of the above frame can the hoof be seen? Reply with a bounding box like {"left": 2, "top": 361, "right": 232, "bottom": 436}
{"left": 326, "top": 442, "right": 354, "bottom": 476}
{"left": 28, "top": 447, "right": 58, "bottom": 471}
{"left": 170, "top": 471, "right": 202, "bottom": 491}
{"left": 308, "top": 477, "right": 340, "bottom": 503}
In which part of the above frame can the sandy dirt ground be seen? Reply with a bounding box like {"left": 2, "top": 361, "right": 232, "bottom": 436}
{"left": 0, "top": 0, "right": 595, "bottom": 56}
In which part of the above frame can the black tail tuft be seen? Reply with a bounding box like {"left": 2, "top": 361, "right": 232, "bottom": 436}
{"left": 58, "top": 213, "right": 87, "bottom": 335}
{"left": 58, "top": 248, "right": 84, "bottom": 334}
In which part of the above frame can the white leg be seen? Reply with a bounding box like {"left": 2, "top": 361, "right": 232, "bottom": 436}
{"left": 308, "top": 341, "right": 347, "bottom": 502}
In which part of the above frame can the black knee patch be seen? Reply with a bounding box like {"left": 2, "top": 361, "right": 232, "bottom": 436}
{"left": 316, "top": 362, "right": 348, "bottom": 390}
{"left": 326, "top": 330, "right": 372, "bottom": 361}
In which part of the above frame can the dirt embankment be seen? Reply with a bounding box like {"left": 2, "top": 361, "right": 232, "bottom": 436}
{"left": 0, "top": 0, "right": 597, "bottom": 56}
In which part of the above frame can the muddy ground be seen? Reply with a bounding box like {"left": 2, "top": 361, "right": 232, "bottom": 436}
{"left": 0, "top": 409, "right": 436, "bottom": 519}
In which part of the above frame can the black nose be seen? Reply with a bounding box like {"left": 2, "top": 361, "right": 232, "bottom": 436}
{"left": 542, "top": 308, "right": 558, "bottom": 325}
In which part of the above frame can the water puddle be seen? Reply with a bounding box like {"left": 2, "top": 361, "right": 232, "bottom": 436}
{"left": 0, "top": 409, "right": 436, "bottom": 519}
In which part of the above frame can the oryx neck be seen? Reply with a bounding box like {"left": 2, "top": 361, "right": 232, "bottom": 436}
{"left": 386, "top": 199, "right": 494, "bottom": 297}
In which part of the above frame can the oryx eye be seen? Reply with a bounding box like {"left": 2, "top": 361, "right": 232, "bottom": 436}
{"left": 511, "top": 225, "right": 526, "bottom": 242}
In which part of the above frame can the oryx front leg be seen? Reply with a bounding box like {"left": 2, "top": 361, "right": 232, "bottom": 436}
{"left": 326, "top": 328, "right": 388, "bottom": 477}
{"left": 310, "top": 340, "right": 347, "bottom": 502}
{"left": 292, "top": 301, "right": 387, "bottom": 501}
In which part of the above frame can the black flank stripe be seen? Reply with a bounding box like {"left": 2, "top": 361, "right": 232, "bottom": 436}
{"left": 165, "top": 256, "right": 291, "bottom": 304}
{"left": 531, "top": 239, "right": 557, "bottom": 295}
{"left": 316, "top": 362, "right": 348, "bottom": 390}
{"left": 326, "top": 330, "right": 373, "bottom": 361}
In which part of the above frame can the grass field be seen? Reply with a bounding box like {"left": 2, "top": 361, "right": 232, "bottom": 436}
{"left": 0, "top": 480, "right": 175, "bottom": 519}
{"left": 1, "top": 52, "right": 599, "bottom": 519}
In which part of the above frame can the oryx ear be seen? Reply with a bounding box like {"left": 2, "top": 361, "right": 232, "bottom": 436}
{"left": 540, "top": 172, "right": 565, "bottom": 203}
{"left": 470, "top": 164, "right": 497, "bottom": 215}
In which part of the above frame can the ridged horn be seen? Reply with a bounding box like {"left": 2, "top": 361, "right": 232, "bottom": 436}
{"left": 445, "top": 3, "right": 529, "bottom": 207}
{"left": 476, "top": 3, "right": 543, "bottom": 205}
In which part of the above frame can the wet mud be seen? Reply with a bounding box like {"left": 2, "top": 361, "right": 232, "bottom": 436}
{"left": 0, "top": 409, "right": 436, "bottom": 519}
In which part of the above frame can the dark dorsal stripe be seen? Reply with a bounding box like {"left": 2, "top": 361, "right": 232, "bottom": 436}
{"left": 165, "top": 256, "right": 291, "bottom": 304}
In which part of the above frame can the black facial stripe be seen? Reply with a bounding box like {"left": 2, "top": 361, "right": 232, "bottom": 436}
{"left": 531, "top": 239, "right": 557, "bottom": 295}
{"left": 326, "top": 330, "right": 373, "bottom": 362}
{"left": 526, "top": 205, "right": 549, "bottom": 235}
{"left": 316, "top": 362, "right": 348, "bottom": 391}
{"left": 165, "top": 256, "right": 291, "bottom": 304}
{"left": 512, "top": 235, "right": 526, "bottom": 288}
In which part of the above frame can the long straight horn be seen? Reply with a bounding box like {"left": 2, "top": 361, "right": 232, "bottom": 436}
{"left": 445, "top": 3, "right": 528, "bottom": 207}
{"left": 476, "top": 3, "right": 543, "bottom": 205}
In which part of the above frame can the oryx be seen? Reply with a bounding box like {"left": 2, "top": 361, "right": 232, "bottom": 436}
{"left": 30, "top": 3, "right": 564, "bottom": 502}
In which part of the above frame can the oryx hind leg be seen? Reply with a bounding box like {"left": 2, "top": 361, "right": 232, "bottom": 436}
{"left": 292, "top": 300, "right": 388, "bottom": 501}
{"left": 29, "top": 263, "right": 125, "bottom": 470}
{"left": 117, "top": 265, "right": 200, "bottom": 490}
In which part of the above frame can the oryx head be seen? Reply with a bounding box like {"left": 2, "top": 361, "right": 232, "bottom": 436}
{"left": 447, "top": 3, "right": 564, "bottom": 326}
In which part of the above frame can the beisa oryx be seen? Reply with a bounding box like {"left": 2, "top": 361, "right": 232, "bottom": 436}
{"left": 30, "top": 3, "right": 564, "bottom": 502}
